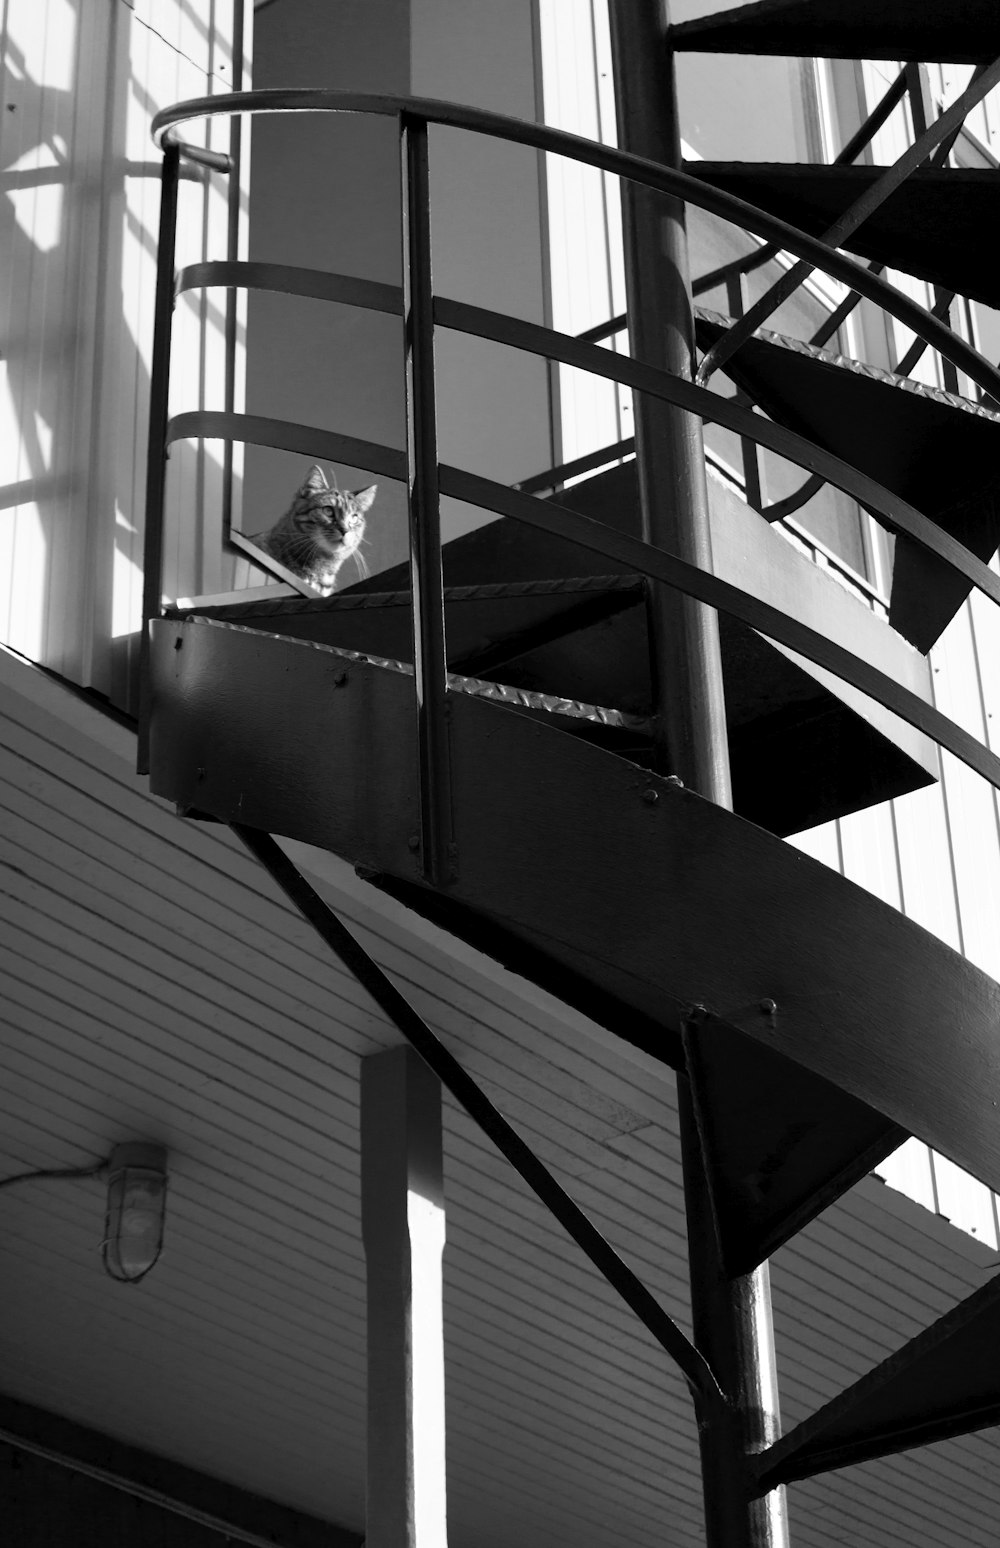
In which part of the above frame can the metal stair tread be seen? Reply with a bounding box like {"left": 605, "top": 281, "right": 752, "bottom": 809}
{"left": 671, "top": 0, "right": 1000, "bottom": 64}
{"left": 693, "top": 308, "right": 1000, "bottom": 652}
{"left": 179, "top": 613, "right": 650, "bottom": 735}
{"left": 756, "top": 1269, "right": 1000, "bottom": 1486}
{"left": 686, "top": 163, "right": 1000, "bottom": 312}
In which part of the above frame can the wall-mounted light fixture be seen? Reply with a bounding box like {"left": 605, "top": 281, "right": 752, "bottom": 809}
{"left": 102, "top": 1142, "right": 169, "bottom": 1284}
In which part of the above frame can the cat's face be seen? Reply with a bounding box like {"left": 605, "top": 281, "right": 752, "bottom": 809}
{"left": 289, "top": 466, "right": 376, "bottom": 561}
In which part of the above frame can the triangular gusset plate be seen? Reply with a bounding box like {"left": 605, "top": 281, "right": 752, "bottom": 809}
{"left": 756, "top": 1271, "right": 1000, "bottom": 1488}
{"left": 682, "top": 1012, "right": 903, "bottom": 1277}
{"left": 672, "top": 1, "right": 1000, "bottom": 65}
{"left": 694, "top": 309, "right": 1000, "bottom": 652}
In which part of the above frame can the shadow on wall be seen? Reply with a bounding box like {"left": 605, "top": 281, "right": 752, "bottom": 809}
{"left": 0, "top": 2, "right": 209, "bottom": 711}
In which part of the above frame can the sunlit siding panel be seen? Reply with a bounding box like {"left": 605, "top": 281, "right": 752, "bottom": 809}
{"left": 799, "top": 589, "right": 1000, "bottom": 1243}
{"left": 537, "top": 0, "right": 629, "bottom": 467}
{"left": 0, "top": 0, "right": 248, "bottom": 703}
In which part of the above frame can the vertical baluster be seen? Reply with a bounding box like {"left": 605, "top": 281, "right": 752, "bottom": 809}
{"left": 139, "top": 141, "right": 181, "bottom": 774}
{"left": 400, "top": 114, "right": 453, "bottom": 888}
{"left": 610, "top": 7, "right": 786, "bottom": 1547}
{"left": 725, "top": 272, "right": 766, "bottom": 513}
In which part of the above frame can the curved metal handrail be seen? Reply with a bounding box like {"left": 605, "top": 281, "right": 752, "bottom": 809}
{"left": 435, "top": 296, "right": 1000, "bottom": 615}
{"left": 164, "top": 403, "right": 1000, "bottom": 800}
{"left": 150, "top": 91, "right": 1000, "bottom": 807}
{"left": 148, "top": 88, "right": 1000, "bottom": 1427}
{"left": 152, "top": 89, "right": 1000, "bottom": 406}
{"left": 177, "top": 260, "right": 1000, "bottom": 619}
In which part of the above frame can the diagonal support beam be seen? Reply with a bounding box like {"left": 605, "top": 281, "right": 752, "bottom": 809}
{"left": 696, "top": 53, "right": 1000, "bottom": 386}
{"left": 754, "top": 1269, "right": 1000, "bottom": 1490}
{"left": 234, "top": 825, "right": 725, "bottom": 1417}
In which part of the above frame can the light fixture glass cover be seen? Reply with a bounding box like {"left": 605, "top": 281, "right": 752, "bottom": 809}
{"left": 103, "top": 1142, "right": 168, "bottom": 1283}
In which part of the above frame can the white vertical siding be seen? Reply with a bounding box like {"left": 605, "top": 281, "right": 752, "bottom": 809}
{"left": 536, "top": 0, "right": 630, "bottom": 469}
{"left": 0, "top": 0, "right": 248, "bottom": 701}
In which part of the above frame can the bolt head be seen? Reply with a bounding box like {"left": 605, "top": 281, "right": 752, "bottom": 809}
{"left": 642, "top": 788, "right": 659, "bottom": 805}
{"left": 759, "top": 998, "right": 777, "bottom": 1017}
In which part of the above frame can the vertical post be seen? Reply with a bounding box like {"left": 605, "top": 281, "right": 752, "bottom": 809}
{"left": 400, "top": 114, "right": 454, "bottom": 888}
{"left": 138, "top": 141, "right": 180, "bottom": 774}
{"left": 607, "top": 6, "right": 787, "bottom": 1546}
{"left": 608, "top": 0, "right": 730, "bottom": 799}
{"left": 725, "top": 273, "right": 766, "bottom": 514}
{"left": 222, "top": 0, "right": 246, "bottom": 541}
{"left": 362, "top": 1047, "right": 448, "bottom": 1548}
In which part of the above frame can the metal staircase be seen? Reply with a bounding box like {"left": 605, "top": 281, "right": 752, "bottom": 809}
{"left": 142, "top": 7, "right": 1000, "bottom": 1544}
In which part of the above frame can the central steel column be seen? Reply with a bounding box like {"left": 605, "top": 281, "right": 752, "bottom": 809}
{"left": 607, "top": 5, "right": 787, "bottom": 1544}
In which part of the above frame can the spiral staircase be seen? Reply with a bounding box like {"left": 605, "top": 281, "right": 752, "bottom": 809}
{"left": 143, "top": 4, "right": 1000, "bottom": 1542}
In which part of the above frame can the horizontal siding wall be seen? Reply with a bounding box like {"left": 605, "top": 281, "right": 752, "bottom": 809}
{"left": 0, "top": 0, "right": 249, "bottom": 704}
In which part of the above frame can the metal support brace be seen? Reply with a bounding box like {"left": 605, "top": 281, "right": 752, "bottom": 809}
{"left": 698, "top": 53, "right": 1000, "bottom": 386}
{"left": 609, "top": 0, "right": 731, "bottom": 797}
{"left": 138, "top": 143, "right": 180, "bottom": 774}
{"left": 233, "top": 826, "right": 723, "bottom": 1414}
{"left": 608, "top": 6, "right": 785, "bottom": 1544}
{"left": 400, "top": 114, "right": 454, "bottom": 888}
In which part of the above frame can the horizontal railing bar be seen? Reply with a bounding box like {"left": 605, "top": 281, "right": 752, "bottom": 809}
{"left": 692, "top": 242, "right": 780, "bottom": 298}
{"left": 835, "top": 64, "right": 909, "bottom": 165}
{"left": 576, "top": 313, "right": 627, "bottom": 344}
{"left": 174, "top": 140, "right": 233, "bottom": 172}
{"left": 438, "top": 464, "right": 1000, "bottom": 800}
{"left": 162, "top": 413, "right": 1000, "bottom": 802}
{"left": 434, "top": 295, "right": 1000, "bottom": 616}
{"left": 166, "top": 411, "right": 408, "bottom": 482}
{"left": 150, "top": 89, "right": 1000, "bottom": 406}
{"left": 177, "top": 260, "right": 403, "bottom": 315}
{"left": 763, "top": 472, "right": 826, "bottom": 522}
{"left": 514, "top": 438, "right": 636, "bottom": 495}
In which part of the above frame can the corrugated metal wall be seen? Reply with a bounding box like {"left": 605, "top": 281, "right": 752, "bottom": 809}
{"left": 0, "top": 0, "right": 248, "bottom": 703}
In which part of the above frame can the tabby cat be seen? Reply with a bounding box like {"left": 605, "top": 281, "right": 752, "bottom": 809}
{"left": 249, "top": 465, "right": 376, "bottom": 595}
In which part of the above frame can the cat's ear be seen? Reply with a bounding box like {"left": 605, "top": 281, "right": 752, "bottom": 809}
{"left": 303, "top": 465, "right": 329, "bottom": 492}
{"left": 352, "top": 484, "right": 377, "bottom": 514}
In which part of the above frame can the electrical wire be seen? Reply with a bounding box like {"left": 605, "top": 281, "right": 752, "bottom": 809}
{"left": 0, "top": 1158, "right": 109, "bottom": 1192}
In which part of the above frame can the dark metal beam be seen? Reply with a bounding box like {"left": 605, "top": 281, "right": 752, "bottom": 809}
{"left": 609, "top": 0, "right": 729, "bottom": 793}
{"left": 754, "top": 1270, "right": 1000, "bottom": 1489}
{"left": 400, "top": 114, "right": 454, "bottom": 887}
{"left": 608, "top": 7, "right": 783, "bottom": 1546}
{"left": 0, "top": 1392, "right": 354, "bottom": 1548}
{"left": 138, "top": 141, "right": 179, "bottom": 774}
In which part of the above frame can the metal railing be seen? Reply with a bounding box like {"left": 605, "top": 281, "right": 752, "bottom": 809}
{"left": 579, "top": 59, "right": 991, "bottom": 532}
{"left": 144, "top": 90, "right": 1000, "bottom": 893}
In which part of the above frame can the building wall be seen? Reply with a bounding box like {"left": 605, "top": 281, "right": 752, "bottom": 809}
{"left": 245, "top": 0, "right": 552, "bottom": 583}
{"left": 0, "top": 0, "right": 248, "bottom": 705}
